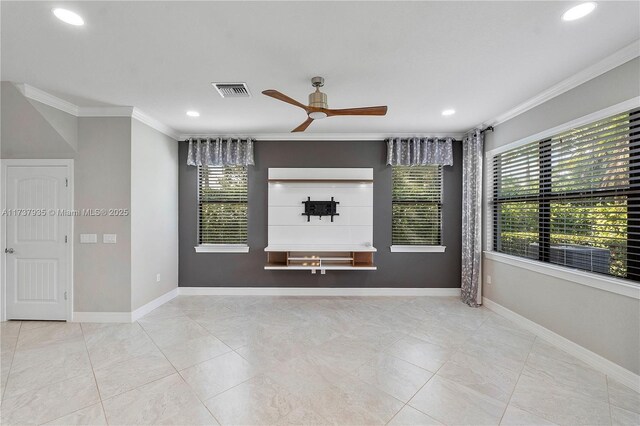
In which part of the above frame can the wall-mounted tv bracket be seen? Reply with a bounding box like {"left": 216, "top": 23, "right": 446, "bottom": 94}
{"left": 302, "top": 197, "right": 339, "bottom": 222}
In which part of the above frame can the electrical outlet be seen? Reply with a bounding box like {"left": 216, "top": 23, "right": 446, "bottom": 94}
{"left": 486, "top": 275, "right": 492, "bottom": 285}
{"left": 156, "top": 274, "right": 161, "bottom": 283}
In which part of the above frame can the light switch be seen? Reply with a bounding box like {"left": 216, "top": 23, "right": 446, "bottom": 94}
{"left": 103, "top": 234, "right": 117, "bottom": 244}
{"left": 80, "top": 234, "right": 97, "bottom": 244}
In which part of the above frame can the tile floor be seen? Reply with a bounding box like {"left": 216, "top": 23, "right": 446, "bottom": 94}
{"left": 0, "top": 296, "right": 638, "bottom": 425}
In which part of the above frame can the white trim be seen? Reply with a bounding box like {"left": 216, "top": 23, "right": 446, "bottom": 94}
{"left": 482, "top": 297, "right": 640, "bottom": 393}
{"left": 390, "top": 245, "right": 446, "bottom": 253}
{"left": 1, "top": 159, "right": 75, "bottom": 322}
{"left": 265, "top": 244, "right": 377, "bottom": 252}
{"left": 78, "top": 106, "right": 134, "bottom": 117}
{"left": 484, "top": 251, "right": 640, "bottom": 300}
{"left": 485, "top": 97, "right": 640, "bottom": 158}
{"left": 195, "top": 244, "right": 250, "bottom": 253}
{"left": 72, "top": 311, "right": 132, "bottom": 323}
{"left": 131, "top": 108, "right": 180, "bottom": 140}
{"left": 264, "top": 265, "right": 378, "bottom": 271}
{"left": 72, "top": 288, "right": 178, "bottom": 323}
{"left": 14, "top": 83, "right": 80, "bottom": 116}
{"left": 178, "top": 286, "right": 460, "bottom": 297}
{"left": 12, "top": 83, "right": 179, "bottom": 140}
{"left": 67, "top": 162, "right": 75, "bottom": 323}
{"left": 481, "top": 39, "right": 640, "bottom": 128}
{"left": 179, "top": 133, "right": 465, "bottom": 142}
{"left": 131, "top": 287, "right": 178, "bottom": 322}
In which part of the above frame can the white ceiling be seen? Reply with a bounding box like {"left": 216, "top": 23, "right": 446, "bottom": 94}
{"left": 2, "top": 1, "right": 638, "bottom": 135}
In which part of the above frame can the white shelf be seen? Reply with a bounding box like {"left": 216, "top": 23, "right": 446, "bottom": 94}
{"left": 288, "top": 257, "right": 353, "bottom": 261}
{"left": 265, "top": 244, "right": 377, "bottom": 252}
{"left": 264, "top": 265, "right": 377, "bottom": 271}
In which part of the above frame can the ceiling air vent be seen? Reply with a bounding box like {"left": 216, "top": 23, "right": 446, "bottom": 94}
{"left": 212, "top": 82, "right": 251, "bottom": 98}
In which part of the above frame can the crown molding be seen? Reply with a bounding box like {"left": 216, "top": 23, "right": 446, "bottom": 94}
{"left": 132, "top": 108, "right": 180, "bottom": 140}
{"left": 78, "top": 106, "right": 135, "bottom": 117}
{"left": 482, "top": 39, "right": 640, "bottom": 129}
{"left": 177, "top": 132, "right": 465, "bottom": 141}
{"left": 13, "top": 83, "right": 178, "bottom": 140}
{"left": 14, "top": 83, "right": 80, "bottom": 116}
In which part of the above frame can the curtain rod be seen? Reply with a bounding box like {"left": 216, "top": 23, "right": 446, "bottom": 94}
{"left": 178, "top": 128, "right": 493, "bottom": 143}
{"left": 178, "top": 137, "right": 466, "bottom": 143}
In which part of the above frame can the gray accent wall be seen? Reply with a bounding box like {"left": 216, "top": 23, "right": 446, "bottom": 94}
{"left": 179, "top": 140, "right": 462, "bottom": 288}
{"left": 483, "top": 58, "right": 640, "bottom": 374}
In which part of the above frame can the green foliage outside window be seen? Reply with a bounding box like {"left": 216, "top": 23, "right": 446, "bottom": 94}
{"left": 392, "top": 166, "right": 442, "bottom": 245}
{"left": 198, "top": 166, "right": 248, "bottom": 245}
{"left": 493, "top": 111, "right": 637, "bottom": 280}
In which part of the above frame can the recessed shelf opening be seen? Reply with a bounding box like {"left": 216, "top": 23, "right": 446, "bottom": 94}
{"left": 265, "top": 249, "right": 376, "bottom": 272}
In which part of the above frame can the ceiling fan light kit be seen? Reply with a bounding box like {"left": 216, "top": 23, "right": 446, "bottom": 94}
{"left": 262, "top": 76, "right": 388, "bottom": 132}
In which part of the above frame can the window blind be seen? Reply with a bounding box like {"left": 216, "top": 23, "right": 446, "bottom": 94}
{"left": 491, "top": 107, "right": 640, "bottom": 282}
{"left": 392, "top": 166, "right": 443, "bottom": 245}
{"left": 198, "top": 166, "right": 248, "bottom": 245}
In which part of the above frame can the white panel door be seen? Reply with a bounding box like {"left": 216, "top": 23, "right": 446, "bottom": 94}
{"left": 5, "top": 165, "right": 70, "bottom": 320}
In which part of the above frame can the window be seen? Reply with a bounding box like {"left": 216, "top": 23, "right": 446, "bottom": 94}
{"left": 491, "top": 107, "right": 640, "bottom": 282}
{"left": 198, "top": 166, "right": 248, "bottom": 246}
{"left": 392, "top": 166, "right": 443, "bottom": 245}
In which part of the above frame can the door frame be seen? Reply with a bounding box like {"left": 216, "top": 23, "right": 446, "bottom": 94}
{"left": 1, "top": 159, "right": 74, "bottom": 322}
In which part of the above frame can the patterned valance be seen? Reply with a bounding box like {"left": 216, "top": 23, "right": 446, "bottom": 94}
{"left": 186, "top": 138, "right": 255, "bottom": 167}
{"left": 386, "top": 137, "right": 454, "bottom": 166}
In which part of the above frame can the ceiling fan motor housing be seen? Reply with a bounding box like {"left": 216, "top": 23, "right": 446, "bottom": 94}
{"left": 309, "top": 89, "right": 328, "bottom": 109}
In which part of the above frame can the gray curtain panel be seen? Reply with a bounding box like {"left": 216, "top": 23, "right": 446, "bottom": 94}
{"left": 386, "top": 137, "right": 454, "bottom": 166}
{"left": 461, "top": 129, "right": 484, "bottom": 307}
{"left": 186, "top": 138, "right": 255, "bottom": 166}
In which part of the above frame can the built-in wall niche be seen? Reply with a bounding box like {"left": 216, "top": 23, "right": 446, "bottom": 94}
{"left": 265, "top": 168, "right": 376, "bottom": 273}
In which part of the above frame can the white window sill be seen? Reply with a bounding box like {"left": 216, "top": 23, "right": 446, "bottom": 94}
{"left": 483, "top": 251, "right": 640, "bottom": 300}
{"left": 195, "top": 245, "right": 249, "bottom": 253}
{"left": 390, "top": 245, "right": 446, "bottom": 253}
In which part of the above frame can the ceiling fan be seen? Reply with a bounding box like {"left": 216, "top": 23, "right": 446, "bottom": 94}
{"left": 262, "top": 76, "right": 388, "bottom": 132}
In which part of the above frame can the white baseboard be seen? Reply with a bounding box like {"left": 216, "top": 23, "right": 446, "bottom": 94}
{"left": 73, "top": 287, "right": 178, "bottom": 323}
{"left": 72, "top": 311, "right": 132, "bottom": 323}
{"left": 132, "top": 287, "right": 179, "bottom": 322}
{"left": 483, "top": 297, "right": 640, "bottom": 393}
{"left": 178, "top": 287, "right": 461, "bottom": 297}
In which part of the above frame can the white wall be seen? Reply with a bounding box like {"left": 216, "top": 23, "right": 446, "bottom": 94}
{"left": 131, "top": 119, "right": 178, "bottom": 310}
{"left": 483, "top": 58, "right": 640, "bottom": 374}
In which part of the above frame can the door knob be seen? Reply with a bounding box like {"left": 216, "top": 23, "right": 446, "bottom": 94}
{"left": 4, "top": 248, "right": 14, "bottom": 254}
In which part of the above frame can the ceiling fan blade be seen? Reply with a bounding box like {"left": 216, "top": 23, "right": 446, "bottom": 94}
{"left": 291, "top": 117, "right": 314, "bottom": 132}
{"left": 262, "top": 89, "right": 309, "bottom": 111}
{"left": 325, "top": 106, "right": 388, "bottom": 116}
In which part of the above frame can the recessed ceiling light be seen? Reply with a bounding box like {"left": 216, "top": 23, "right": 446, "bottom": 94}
{"left": 442, "top": 109, "right": 456, "bottom": 116}
{"left": 52, "top": 8, "right": 84, "bottom": 26}
{"left": 562, "top": 2, "right": 597, "bottom": 21}
{"left": 186, "top": 111, "right": 200, "bottom": 117}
